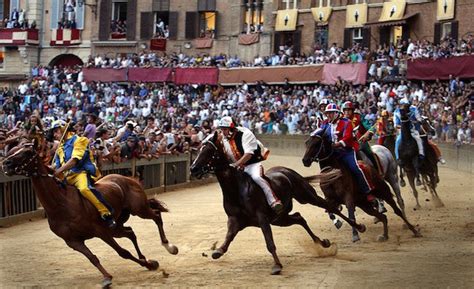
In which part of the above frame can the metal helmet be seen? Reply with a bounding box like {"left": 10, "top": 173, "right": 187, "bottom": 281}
{"left": 218, "top": 116, "right": 235, "bottom": 128}
{"left": 342, "top": 101, "right": 355, "bottom": 111}
{"left": 324, "top": 103, "right": 340, "bottom": 113}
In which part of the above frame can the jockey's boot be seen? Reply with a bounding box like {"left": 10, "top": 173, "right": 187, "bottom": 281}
{"left": 271, "top": 200, "right": 284, "bottom": 215}
{"left": 101, "top": 213, "right": 117, "bottom": 229}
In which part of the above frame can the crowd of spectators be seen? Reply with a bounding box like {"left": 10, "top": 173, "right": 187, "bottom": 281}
{"left": 1, "top": 37, "right": 473, "bottom": 163}
{"left": 110, "top": 19, "right": 127, "bottom": 35}
{"left": 1, "top": 8, "right": 36, "bottom": 29}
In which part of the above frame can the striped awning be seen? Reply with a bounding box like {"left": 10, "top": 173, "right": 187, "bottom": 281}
{"left": 365, "top": 12, "right": 418, "bottom": 28}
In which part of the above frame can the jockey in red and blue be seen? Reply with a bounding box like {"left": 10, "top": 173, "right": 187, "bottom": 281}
{"left": 317, "top": 104, "right": 374, "bottom": 198}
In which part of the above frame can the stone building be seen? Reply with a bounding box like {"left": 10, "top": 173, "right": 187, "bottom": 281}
{"left": 0, "top": 0, "right": 472, "bottom": 85}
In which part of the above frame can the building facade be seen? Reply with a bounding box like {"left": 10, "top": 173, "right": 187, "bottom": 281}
{"left": 0, "top": 0, "right": 472, "bottom": 84}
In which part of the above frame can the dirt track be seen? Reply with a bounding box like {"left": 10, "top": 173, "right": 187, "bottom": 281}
{"left": 1, "top": 155, "right": 473, "bottom": 288}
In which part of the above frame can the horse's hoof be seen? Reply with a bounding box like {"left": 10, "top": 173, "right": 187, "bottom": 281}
{"left": 400, "top": 179, "right": 406, "bottom": 187}
{"left": 352, "top": 234, "right": 361, "bottom": 243}
{"left": 377, "top": 235, "right": 388, "bottom": 242}
{"left": 334, "top": 219, "right": 343, "bottom": 229}
{"left": 147, "top": 260, "right": 159, "bottom": 271}
{"left": 357, "top": 224, "right": 366, "bottom": 233}
{"left": 212, "top": 249, "right": 223, "bottom": 259}
{"left": 164, "top": 243, "right": 179, "bottom": 255}
{"left": 271, "top": 264, "right": 282, "bottom": 275}
{"left": 416, "top": 180, "right": 422, "bottom": 186}
{"left": 102, "top": 277, "right": 112, "bottom": 288}
{"left": 321, "top": 239, "right": 331, "bottom": 248}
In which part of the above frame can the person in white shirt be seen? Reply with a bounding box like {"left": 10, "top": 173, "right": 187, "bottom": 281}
{"left": 218, "top": 116, "right": 282, "bottom": 213}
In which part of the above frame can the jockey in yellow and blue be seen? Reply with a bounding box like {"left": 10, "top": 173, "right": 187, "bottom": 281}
{"left": 51, "top": 120, "right": 116, "bottom": 228}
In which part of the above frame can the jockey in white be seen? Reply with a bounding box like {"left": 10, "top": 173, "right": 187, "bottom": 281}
{"left": 218, "top": 116, "right": 283, "bottom": 213}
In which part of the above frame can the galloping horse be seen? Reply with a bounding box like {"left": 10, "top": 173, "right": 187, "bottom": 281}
{"left": 302, "top": 129, "right": 421, "bottom": 242}
{"left": 358, "top": 144, "right": 405, "bottom": 218}
{"left": 190, "top": 132, "right": 366, "bottom": 275}
{"left": 382, "top": 120, "right": 397, "bottom": 158}
{"left": 1, "top": 142, "right": 178, "bottom": 287}
{"left": 398, "top": 109, "right": 443, "bottom": 209}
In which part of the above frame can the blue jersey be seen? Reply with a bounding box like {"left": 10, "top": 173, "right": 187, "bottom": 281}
{"left": 393, "top": 105, "right": 421, "bottom": 131}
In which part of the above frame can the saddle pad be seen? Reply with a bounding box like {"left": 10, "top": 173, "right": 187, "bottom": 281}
{"left": 373, "top": 154, "right": 384, "bottom": 176}
{"left": 357, "top": 161, "right": 375, "bottom": 190}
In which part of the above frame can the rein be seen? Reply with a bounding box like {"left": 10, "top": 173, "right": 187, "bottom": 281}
{"left": 311, "top": 135, "right": 334, "bottom": 162}
{"left": 2, "top": 144, "right": 52, "bottom": 178}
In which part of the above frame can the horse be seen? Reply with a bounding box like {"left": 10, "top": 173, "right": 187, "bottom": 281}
{"left": 302, "top": 129, "right": 421, "bottom": 243}
{"left": 358, "top": 144, "right": 406, "bottom": 218}
{"left": 382, "top": 120, "right": 397, "bottom": 158}
{"left": 189, "top": 132, "right": 366, "bottom": 275}
{"left": 398, "top": 109, "right": 443, "bottom": 209}
{"left": 1, "top": 141, "right": 178, "bottom": 288}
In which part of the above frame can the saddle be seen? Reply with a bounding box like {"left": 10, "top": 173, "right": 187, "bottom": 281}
{"left": 357, "top": 161, "right": 376, "bottom": 190}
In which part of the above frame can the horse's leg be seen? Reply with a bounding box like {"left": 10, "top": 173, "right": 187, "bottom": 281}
{"left": 328, "top": 212, "right": 343, "bottom": 229}
{"left": 257, "top": 213, "right": 282, "bottom": 275}
{"left": 346, "top": 202, "right": 360, "bottom": 243}
{"left": 382, "top": 193, "right": 422, "bottom": 237}
{"left": 113, "top": 226, "right": 146, "bottom": 260}
{"left": 413, "top": 158, "right": 422, "bottom": 186}
{"left": 137, "top": 206, "right": 178, "bottom": 255}
{"left": 399, "top": 165, "right": 406, "bottom": 187}
{"left": 212, "top": 216, "right": 241, "bottom": 259}
{"left": 407, "top": 170, "right": 421, "bottom": 209}
{"left": 357, "top": 203, "right": 389, "bottom": 242}
{"left": 65, "top": 240, "right": 113, "bottom": 288}
{"left": 273, "top": 212, "right": 331, "bottom": 248}
{"left": 429, "top": 173, "right": 444, "bottom": 208}
{"left": 386, "top": 170, "right": 406, "bottom": 218}
{"left": 100, "top": 235, "right": 159, "bottom": 271}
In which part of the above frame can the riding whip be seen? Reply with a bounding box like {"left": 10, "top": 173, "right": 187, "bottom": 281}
{"left": 50, "top": 120, "right": 72, "bottom": 167}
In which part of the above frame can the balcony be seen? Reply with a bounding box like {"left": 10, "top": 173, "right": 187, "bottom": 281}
{"left": 50, "top": 29, "right": 82, "bottom": 46}
{"left": 0, "top": 28, "right": 39, "bottom": 46}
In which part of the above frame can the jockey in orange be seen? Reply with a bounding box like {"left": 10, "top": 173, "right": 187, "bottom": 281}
{"left": 342, "top": 101, "right": 381, "bottom": 174}
{"left": 376, "top": 110, "right": 396, "bottom": 145}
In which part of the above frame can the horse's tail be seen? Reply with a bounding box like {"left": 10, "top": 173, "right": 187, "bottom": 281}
{"left": 148, "top": 198, "right": 169, "bottom": 213}
{"left": 305, "top": 167, "right": 343, "bottom": 187}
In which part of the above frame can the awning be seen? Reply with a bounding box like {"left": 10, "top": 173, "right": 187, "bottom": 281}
{"left": 365, "top": 12, "right": 418, "bottom": 28}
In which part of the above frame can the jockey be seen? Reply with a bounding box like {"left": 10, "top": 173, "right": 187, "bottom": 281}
{"left": 51, "top": 120, "right": 116, "bottom": 228}
{"left": 420, "top": 116, "right": 446, "bottom": 165}
{"left": 218, "top": 116, "right": 283, "bottom": 214}
{"left": 317, "top": 104, "right": 376, "bottom": 202}
{"left": 376, "top": 110, "right": 395, "bottom": 145}
{"left": 393, "top": 99, "right": 424, "bottom": 162}
{"left": 315, "top": 99, "right": 329, "bottom": 128}
{"left": 342, "top": 101, "right": 381, "bottom": 174}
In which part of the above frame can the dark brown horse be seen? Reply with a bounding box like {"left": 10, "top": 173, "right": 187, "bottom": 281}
{"left": 189, "top": 132, "right": 366, "bottom": 275}
{"left": 302, "top": 130, "right": 421, "bottom": 242}
{"left": 1, "top": 142, "right": 178, "bottom": 288}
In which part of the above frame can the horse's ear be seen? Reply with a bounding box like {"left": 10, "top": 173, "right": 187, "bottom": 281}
{"left": 212, "top": 131, "right": 218, "bottom": 142}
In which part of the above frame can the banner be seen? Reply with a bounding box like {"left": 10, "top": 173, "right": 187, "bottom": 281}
{"left": 311, "top": 7, "right": 332, "bottom": 24}
{"left": 128, "top": 67, "right": 172, "bottom": 82}
{"left": 437, "top": 0, "right": 455, "bottom": 21}
{"left": 82, "top": 68, "right": 127, "bottom": 82}
{"left": 238, "top": 33, "right": 260, "bottom": 45}
{"left": 322, "top": 62, "right": 367, "bottom": 85}
{"left": 50, "top": 29, "right": 81, "bottom": 46}
{"left": 150, "top": 38, "right": 166, "bottom": 51}
{"left": 219, "top": 65, "right": 323, "bottom": 85}
{"left": 346, "top": 3, "right": 368, "bottom": 28}
{"left": 194, "top": 38, "right": 213, "bottom": 49}
{"left": 379, "top": 0, "right": 406, "bottom": 22}
{"left": 175, "top": 68, "right": 218, "bottom": 85}
{"left": 407, "top": 56, "right": 474, "bottom": 80}
{"left": 275, "top": 9, "right": 298, "bottom": 31}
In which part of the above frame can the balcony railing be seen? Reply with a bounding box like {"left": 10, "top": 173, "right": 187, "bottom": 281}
{"left": 0, "top": 28, "right": 39, "bottom": 46}
{"left": 50, "top": 29, "right": 81, "bottom": 46}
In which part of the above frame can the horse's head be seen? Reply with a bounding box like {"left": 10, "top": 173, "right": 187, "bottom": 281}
{"left": 399, "top": 104, "right": 411, "bottom": 122}
{"left": 2, "top": 140, "right": 43, "bottom": 177}
{"left": 302, "top": 128, "right": 333, "bottom": 167}
{"left": 190, "top": 132, "right": 226, "bottom": 179}
{"left": 421, "top": 116, "right": 436, "bottom": 136}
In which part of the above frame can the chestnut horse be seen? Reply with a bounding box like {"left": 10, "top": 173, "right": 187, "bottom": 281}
{"left": 189, "top": 132, "right": 366, "bottom": 275}
{"left": 302, "top": 129, "right": 422, "bottom": 242}
{"left": 1, "top": 142, "right": 178, "bottom": 288}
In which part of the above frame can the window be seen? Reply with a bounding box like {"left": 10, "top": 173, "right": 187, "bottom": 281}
{"left": 243, "top": 0, "right": 264, "bottom": 34}
{"left": 199, "top": 12, "right": 216, "bottom": 38}
{"left": 441, "top": 22, "right": 452, "bottom": 40}
{"left": 111, "top": 0, "right": 127, "bottom": 36}
{"left": 280, "top": 0, "right": 298, "bottom": 10}
{"left": 314, "top": 25, "right": 328, "bottom": 50}
{"left": 154, "top": 12, "right": 169, "bottom": 38}
{"left": 353, "top": 28, "right": 362, "bottom": 44}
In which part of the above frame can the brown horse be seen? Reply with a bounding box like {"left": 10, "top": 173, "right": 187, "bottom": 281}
{"left": 190, "top": 132, "right": 366, "bottom": 275}
{"left": 302, "top": 130, "right": 422, "bottom": 242}
{"left": 1, "top": 142, "right": 178, "bottom": 288}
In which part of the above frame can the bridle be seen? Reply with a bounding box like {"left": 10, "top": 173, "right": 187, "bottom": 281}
{"left": 192, "top": 137, "right": 225, "bottom": 177}
{"left": 309, "top": 134, "right": 333, "bottom": 162}
{"left": 2, "top": 144, "right": 51, "bottom": 177}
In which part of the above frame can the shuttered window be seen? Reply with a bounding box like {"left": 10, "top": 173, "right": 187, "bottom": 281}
{"left": 140, "top": 12, "right": 153, "bottom": 40}
{"left": 343, "top": 28, "right": 351, "bottom": 49}
{"left": 76, "top": 2, "right": 85, "bottom": 29}
{"left": 168, "top": 11, "right": 178, "bottom": 40}
{"left": 126, "top": 0, "right": 137, "bottom": 40}
{"left": 152, "top": 0, "right": 170, "bottom": 11}
{"left": 185, "top": 11, "right": 198, "bottom": 39}
{"left": 50, "top": 0, "right": 64, "bottom": 29}
{"left": 451, "top": 20, "right": 459, "bottom": 41}
{"left": 362, "top": 27, "right": 371, "bottom": 49}
{"left": 434, "top": 22, "right": 441, "bottom": 45}
{"left": 99, "top": 0, "right": 112, "bottom": 40}
{"left": 198, "top": 0, "right": 216, "bottom": 12}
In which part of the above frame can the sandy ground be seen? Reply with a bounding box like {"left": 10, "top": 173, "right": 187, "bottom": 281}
{"left": 1, "top": 155, "right": 473, "bottom": 288}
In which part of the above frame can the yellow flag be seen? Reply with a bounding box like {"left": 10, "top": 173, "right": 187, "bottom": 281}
{"left": 311, "top": 7, "right": 332, "bottom": 24}
{"left": 379, "top": 0, "right": 406, "bottom": 22}
{"left": 346, "top": 3, "right": 368, "bottom": 28}
{"left": 437, "top": 0, "right": 455, "bottom": 20}
{"left": 275, "top": 9, "right": 298, "bottom": 31}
